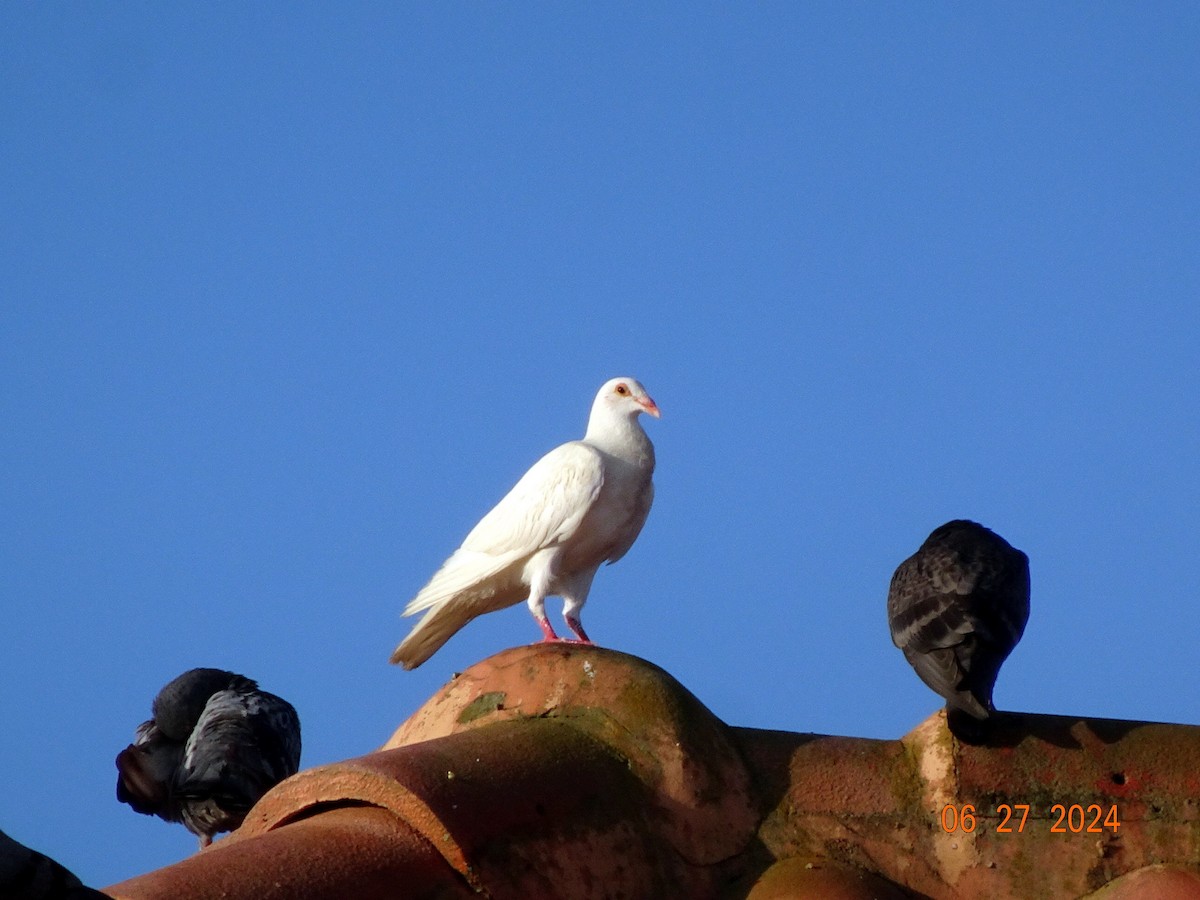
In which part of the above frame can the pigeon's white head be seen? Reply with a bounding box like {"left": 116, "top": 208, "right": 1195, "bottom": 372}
{"left": 594, "top": 377, "right": 660, "bottom": 422}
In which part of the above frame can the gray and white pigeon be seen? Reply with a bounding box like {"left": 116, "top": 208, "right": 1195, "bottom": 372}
{"left": 390, "top": 377, "right": 660, "bottom": 669}
{"left": 116, "top": 668, "right": 302, "bottom": 848}
{"left": 887, "top": 520, "right": 1030, "bottom": 741}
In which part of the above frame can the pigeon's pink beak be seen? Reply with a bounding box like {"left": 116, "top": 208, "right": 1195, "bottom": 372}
{"left": 640, "top": 396, "right": 661, "bottom": 418}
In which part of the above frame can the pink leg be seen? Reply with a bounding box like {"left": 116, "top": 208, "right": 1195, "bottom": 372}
{"left": 564, "top": 616, "right": 594, "bottom": 644}
{"left": 536, "top": 616, "right": 562, "bottom": 642}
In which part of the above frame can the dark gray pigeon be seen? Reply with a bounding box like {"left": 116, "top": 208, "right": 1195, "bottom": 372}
{"left": 0, "top": 828, "right": 108, "bottom": 900}
{"left": 887, "top": 520, "right": 1030, "bottom": 741}
{"left": 116, "top": 668, "right": 301, "bottom": 848}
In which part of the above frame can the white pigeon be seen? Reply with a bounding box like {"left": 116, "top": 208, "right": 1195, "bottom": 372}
{"left": 389, "top": 377, "right": 660, "bottom": 670}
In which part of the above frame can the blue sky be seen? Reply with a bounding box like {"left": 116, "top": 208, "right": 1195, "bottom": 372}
{"left": 2, "top": 4, "right": 1198, "bottom": 888}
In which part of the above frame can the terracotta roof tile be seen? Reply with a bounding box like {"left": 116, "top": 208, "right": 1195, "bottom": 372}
{"left": 1081, "top": 864, "right": 1200, "bottom": 899}
{"left": 385, "top": 644, "right": 761, "bottom": 867}
{"left": 101, "top": 644, "right": 1200, "bottom": 900}
{"left": 744, "top": 856, "right": 911, "bottom": 900}
{"left": 106, "top": 805, "right": 472, "bottom": 900}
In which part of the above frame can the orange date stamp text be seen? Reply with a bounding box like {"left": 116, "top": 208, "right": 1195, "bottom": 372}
{"left": 939, "top": 803, "right": 1120, "bottom": 834}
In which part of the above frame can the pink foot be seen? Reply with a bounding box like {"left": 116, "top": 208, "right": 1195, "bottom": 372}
{"left": 536, "top": 617, "right": 562, "bottom": 642}
{"left": 565, "top": 617, "right": 593, "bottom": 644}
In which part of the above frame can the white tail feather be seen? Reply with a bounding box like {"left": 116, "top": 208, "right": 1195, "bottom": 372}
{"left": 390, "top": 549, "right": 529, "bottom": 669}
{"left": 402, "top": 548, "right": 526, "bottom": 617}
{"left": 390, "top": 601, "right": 477, "bottom": 669}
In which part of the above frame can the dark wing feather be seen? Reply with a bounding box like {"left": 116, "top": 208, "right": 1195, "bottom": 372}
{"left": 175, "top": 687, "right": 302, "bottom": 839}
{"left": 251, "top": 690, "right": 303, "bottom": 779}
{"left": 0, "top": 828, "right": 110, "bottom": 900}
{"left": 118, "top": 668, "right": 301, "bottom": 846}
{"left": 888, "top": 520, "right": 1030, "bottom": 721}
{"left": 151, "top": 668, "right": 253, "bottom": 742}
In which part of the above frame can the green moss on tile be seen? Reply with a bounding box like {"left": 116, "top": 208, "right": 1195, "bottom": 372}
{"left": 457, "top": 691, "right": 507, "bottom": 725}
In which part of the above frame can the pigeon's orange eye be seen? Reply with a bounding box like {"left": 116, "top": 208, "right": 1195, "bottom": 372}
{"left": 615, "top": 384, "right": 629, "bottom": 395}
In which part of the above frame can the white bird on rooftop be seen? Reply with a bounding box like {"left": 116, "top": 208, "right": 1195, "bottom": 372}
{"left": 389, "top": 377, "right": 660, "bottom": 670}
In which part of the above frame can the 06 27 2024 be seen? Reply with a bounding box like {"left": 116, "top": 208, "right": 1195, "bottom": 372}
{"left": 939, "top": 803, "right": 1121, "bottom": 834}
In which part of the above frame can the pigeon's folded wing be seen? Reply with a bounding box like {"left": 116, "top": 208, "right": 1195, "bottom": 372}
{"left": 462, "top": 442, "right": 606, "bottom": 554}
{"left": 403, "top": 442, "right": 605, "bottom": 617}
